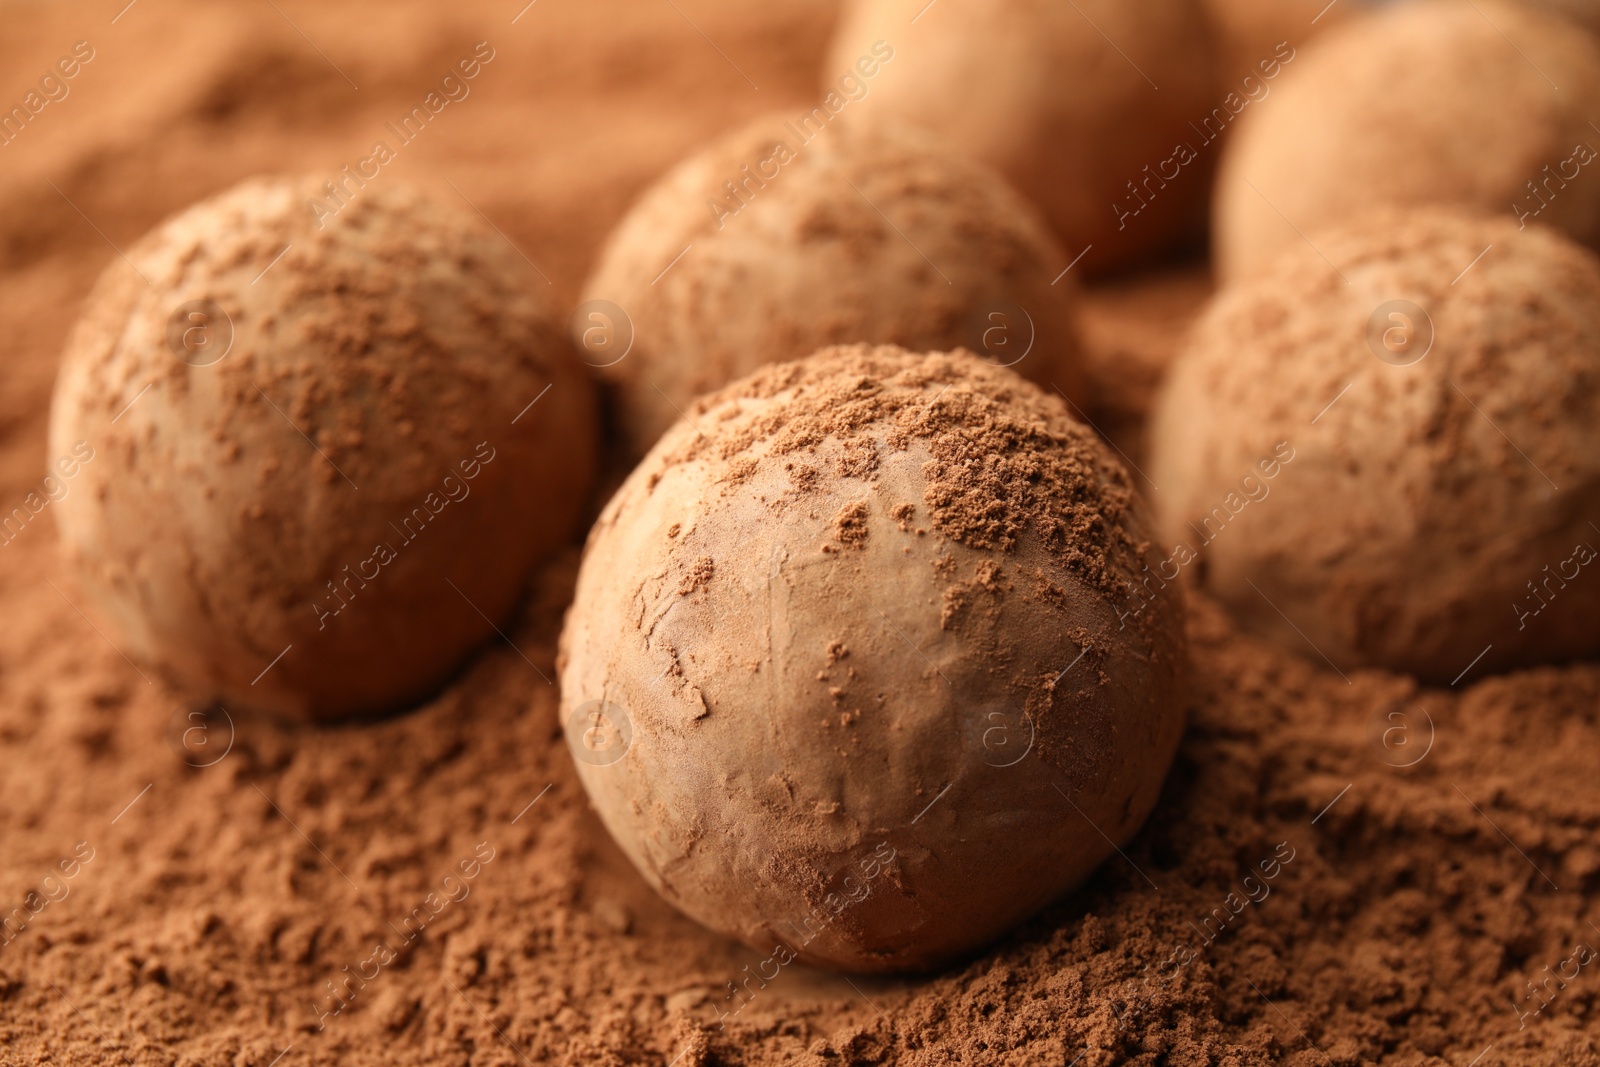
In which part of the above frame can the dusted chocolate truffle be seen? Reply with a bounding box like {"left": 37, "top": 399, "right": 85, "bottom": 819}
{"left": 50, "top": 175, "right": 597, "bottom": 719}
{"left": 579, "top": 114, "right": 1086, "bottom": 458}
{"left": 1151, "top": 208, "right": 1600, "bottom": 681}
{"left": 559, "top": 346, "right": 1186, "bottom": 972}
{"left": 1214, "top": 0, "right": 1600, "bottom": 280}
{"left": 824, "top": 0, "right": 1218, "bottom": 274}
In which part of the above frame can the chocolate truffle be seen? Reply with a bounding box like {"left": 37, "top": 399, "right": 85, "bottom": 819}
{"left": 1214, "top": 0, "right": 1600, "bottom": 280}
{"left": 558, "top": 346, "right": 1186, "bottom": 972}
{"left": 579, "top": 114, "right": 1086, "bottom": 458}
{"left": 824, "top": 0, "right": 1218, "bottom": 274}
{"left": 50, "top": 175, "right": 597, "bottom": 719}
{"left": 1151, "top": 208, "right": 1600, "bottom": 681}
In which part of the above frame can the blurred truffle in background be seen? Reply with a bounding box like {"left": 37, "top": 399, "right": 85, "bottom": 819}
{"left": 579, "top": 114, "right": 1085, "bottom": 458}
{"left": 825, "top": 0, "right": 1218, "bottom": 275}
{"left": 50, "top": 176, "right": 597, "bottom": 720}
{"left": 1151, "top": 208, "right": 1600, "bottom": 681}
{"left": 1214, "top": 0, "right": 1600, "bottom": 280}
{"left": 1515, "top": 0, "right": 1600, "bottom": 33}
{"left": 1195, "top": 0, "right": 1357, "bottom": 85}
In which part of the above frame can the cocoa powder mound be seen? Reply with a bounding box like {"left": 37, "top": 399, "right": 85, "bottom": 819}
{"left": 0, "top": 1, "right": 1596, "bottom": 1065}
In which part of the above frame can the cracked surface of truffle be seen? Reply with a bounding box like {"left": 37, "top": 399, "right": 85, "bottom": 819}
{"left": 558, "top": 345, "right": 1186, "bottom": 972}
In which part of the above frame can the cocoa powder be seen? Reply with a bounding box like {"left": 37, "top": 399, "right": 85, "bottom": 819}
{"left": 0, "top": 1, "right": 1596, "bottom": 1064}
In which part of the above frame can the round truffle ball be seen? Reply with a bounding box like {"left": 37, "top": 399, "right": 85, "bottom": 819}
{"left": 1150, "top": 209, "right": 1600, "bottom": 681}
{"left": 1214, "top": 0, "right": 1600, "bottom": 281}
{"left": 50, "top": 175, "right": 598, "bottom": 719}
{"left": 824, "top": 0, "right": 1218, "bottom": 274}
{"left": 579, "top": 114, "right": 1087, "bottom": 459}
{"left": 559, "top": 346, "right": 1186, "bottom": 972}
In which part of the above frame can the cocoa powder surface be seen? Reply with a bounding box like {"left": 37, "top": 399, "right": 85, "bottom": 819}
{"left": 669, "top": 346, "right": 1144, "bottom": 596}
{"left": 0, "top": 2, "right": 1597, "bottom": 1065}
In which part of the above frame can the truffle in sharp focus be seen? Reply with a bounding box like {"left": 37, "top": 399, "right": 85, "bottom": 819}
{"left": 558, "top": 345, "right": 1187, "bottom": 972}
